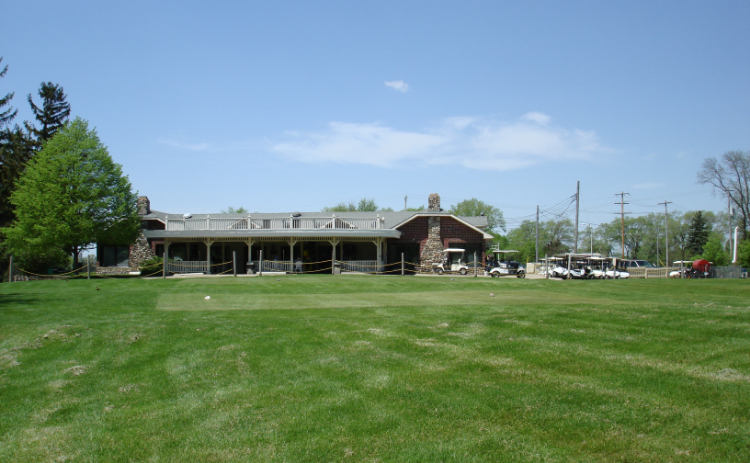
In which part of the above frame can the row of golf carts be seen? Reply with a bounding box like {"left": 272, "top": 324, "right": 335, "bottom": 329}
{"left": 543, "top": 255, "right": 630, "bottom": 279}
{"left": 433, "top": 249, "right": 712, "bottom": 280}
{"left": 542, "top": 255, "right": 712, "bottom": 279}
{"left": 433, "top": 248, "right": 526, "bottom": 278}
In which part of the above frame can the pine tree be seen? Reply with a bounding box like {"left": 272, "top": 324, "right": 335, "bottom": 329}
{"left": 686, "top": 211, "right": 710, "bottom": 255}
{"left": 0, "top": 57, "right": 17, "bottom": 129}
{"left": 25, "top": 82, "right": 71, "bottom": 148}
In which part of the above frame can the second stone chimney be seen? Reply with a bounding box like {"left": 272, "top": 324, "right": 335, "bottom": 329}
{"left": 137, "top": 196, "right": 151, "bottom": 215}
{"left": 427, "top": 193, "right": 441, "bottom": 212}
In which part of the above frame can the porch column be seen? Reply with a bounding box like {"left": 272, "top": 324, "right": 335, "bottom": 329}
{"left": 246, "top": 239, "right": 254, "bottom": 274}
{"left": 206, "top": 239, "right": 213, "bottom": 274}
{"left": 330, "top": 239, "right": 339, "bottom": 274}
{"left": 289, "top": 238, "right": 297, "bottom": 273}
{"left": 375, "top": 238, "right": 382, "bottom": 273}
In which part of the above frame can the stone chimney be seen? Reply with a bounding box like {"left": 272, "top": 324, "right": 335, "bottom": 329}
{"left": 428, "top": 193, "right": 441, "bottom": 212}
{"left": 137, "top": 196, "right": 151, "bottom": 215}
{"left": 420, "top": 193, "right": 444, "bottom": 272}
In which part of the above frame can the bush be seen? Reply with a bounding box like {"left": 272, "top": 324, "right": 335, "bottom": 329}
{"left": 139, "top": 256, "right": 163, "bottom": 275}
{"left": 737, "top": 239, "right": 750, "bottom": 268}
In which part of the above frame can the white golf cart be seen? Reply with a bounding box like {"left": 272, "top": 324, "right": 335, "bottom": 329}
{"left": 540, "top": 257, "right": 564, "bottom": 277}
{"left": 488, "top": 249, "right": 526, "bottom": 278}
{"left": 434, "top": 248, "right": 470, "bottom": 275}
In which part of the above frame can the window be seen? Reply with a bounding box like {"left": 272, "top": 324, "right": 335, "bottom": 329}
{"left": 101, "top": 245, "right": 130, "bottom": 267}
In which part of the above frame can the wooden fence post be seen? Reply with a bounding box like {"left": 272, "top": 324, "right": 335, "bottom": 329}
{"left": 163, "top": 253, "right": 167, "bottom": 278}
{"left": 474, "top": 252, "right": 477, "bottom": 277}
{"left": 259, "top": 250, "right": 263, "bottom": 277}
{"left": 233, "top": 251, "right": 237, "bottom": 277}
{"left": 401, "top": 253, "right": 404, "bottom": 276}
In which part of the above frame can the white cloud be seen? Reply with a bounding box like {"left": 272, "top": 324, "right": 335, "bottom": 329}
{"left": 384, "top": 80, "right": 409, "bottom": 92}
{"left": 272, "top": 114, "right": 610, "bottom": 171}
{"left": 273, "top": 122, "right": 444, "bottom": 167}
{"left": 157, "top": 138, "right": 210, "bottom": 151}
{"left": 521, "top": 112, "right": 551, "bottom": 126}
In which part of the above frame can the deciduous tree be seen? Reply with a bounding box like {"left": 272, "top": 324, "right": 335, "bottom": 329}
{"left": 449, "top": 198, "right": 505, "bottom": 232}
{"left": 222, "top": 206, "right": 248, "bottom": 214}
{"left": 322, "top": 198, "right": 392, "bottom": 212}
{"left": 698, "top": 150, "right": 750, "bottom": 240}
{"left": 3, "top": 118, "right": 140, "bottom": 269}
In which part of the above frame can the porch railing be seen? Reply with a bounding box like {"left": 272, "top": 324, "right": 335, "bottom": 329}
{"left": 167, "top": 260, "right": 208, "bottom": 274}
{"left": 340, "top": 260, "right": 380, "bottom": 273}
{"left": 261, "top": 260, "right": 292, "bottom": 273}
{"left": 165, "top": 216, "right": 382, "bottom": 231}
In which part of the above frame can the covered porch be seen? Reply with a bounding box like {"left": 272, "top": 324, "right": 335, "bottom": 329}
{"left": 162, "top": 236, "right": 388, "bottom": 275}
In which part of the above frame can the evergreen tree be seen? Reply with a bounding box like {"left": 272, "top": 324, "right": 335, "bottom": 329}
{"left": 686, "top": 211, "right": 711, "bottom": 255}
{"left": 0, "top": 57, "right": 17, "bottom": 129}
{"left": 0, "top": 127, "right": 34, "bottom": 227}
{"left": 25, "top": 82, "right": 71, "bottom": 148}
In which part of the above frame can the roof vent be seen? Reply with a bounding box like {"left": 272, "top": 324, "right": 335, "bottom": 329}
{"left": 183, "top": 213, "right": 192, "bottom": 219}
{"left": 292, "top": 212, "right": 302, "bottom": 218}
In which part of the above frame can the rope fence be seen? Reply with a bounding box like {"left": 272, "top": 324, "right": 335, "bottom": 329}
{"left": 10, "top": 256, "right": 491, "bottom": 282}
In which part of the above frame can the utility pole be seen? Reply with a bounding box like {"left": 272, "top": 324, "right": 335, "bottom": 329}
{"left": 615, "top": 192, "right": 629, "bottom": 259}
{"left": 573, "top": 180, "right": 581, "bottom": 253}
{"left": 663, "top": 201, "right": 672, "bottom": 267}
{"left": 535, "top": 205, "right": 539, "bottom": 264}
{"left": 728, "top": 195, "right": 733, "bottom": 253}
{"left": 656, "top": 225, "right": 659, "bottom": 266}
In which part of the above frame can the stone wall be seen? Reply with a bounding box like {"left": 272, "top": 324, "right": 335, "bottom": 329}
{"left": 96, "top": 266, "right": 134, "bottom": 276}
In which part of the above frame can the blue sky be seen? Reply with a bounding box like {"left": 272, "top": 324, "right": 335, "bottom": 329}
{"left": 2, "top": 1, "right": 749, "bottom": 231}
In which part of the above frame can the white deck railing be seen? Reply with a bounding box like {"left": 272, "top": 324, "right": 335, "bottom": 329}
{"left": 167, "top": 260, "right": 208, "bottom": 273}
{"left": 165, "top": 216, "right": 382, "bottom": 231}
{"left": 261, "top": 261, "right": 293, "bottom": 273}
{"left": 340, "top": 260, "right": 380, "bottom": 273}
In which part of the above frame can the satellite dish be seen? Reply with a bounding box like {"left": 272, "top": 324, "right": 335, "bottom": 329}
{"left": 183, "top": 213, "right": 192, "bottom": 219}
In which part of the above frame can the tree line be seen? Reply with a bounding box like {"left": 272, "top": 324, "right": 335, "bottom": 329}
{"left": 500, "top": 209, "right": 749, "bottom": 267}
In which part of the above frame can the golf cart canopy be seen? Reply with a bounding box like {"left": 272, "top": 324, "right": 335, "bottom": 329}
{"left": 443, "top": 248, "right": 466, "bottom": 253}
{"left": 492, "top": 250, "right": 520, "bottom": 254}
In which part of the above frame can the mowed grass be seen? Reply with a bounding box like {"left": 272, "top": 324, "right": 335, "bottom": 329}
{"left": 1, "top": 276, "right": 749, "bottom": 462}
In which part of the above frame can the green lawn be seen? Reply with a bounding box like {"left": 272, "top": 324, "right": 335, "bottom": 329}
{"left": 1, "top": 276, "right": 748, "bottom": 462}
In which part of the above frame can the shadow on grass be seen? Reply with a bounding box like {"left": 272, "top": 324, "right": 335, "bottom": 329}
{"left": 0, "top": 293, "right": 41, "bottom": 307}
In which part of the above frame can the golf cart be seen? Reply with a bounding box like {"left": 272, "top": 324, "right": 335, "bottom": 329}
{"left": 549, "top": 254, "right": 595, "bottom": 279}
{"left": 669, "top": 259, "right": 711, "bottom": 278}
{"left": 434, "top": 248, "right": 470, "bottom": 275}
{"left": 487, "top": 249, "right": 526, "bottom": 278}
{"left": 540, "top": 257, "right": 564, "bottom": 277}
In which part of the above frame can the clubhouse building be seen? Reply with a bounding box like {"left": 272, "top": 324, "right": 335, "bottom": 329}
{"left": 96, "top": 194, "right": 493, "bottom": 275}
